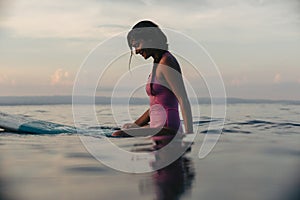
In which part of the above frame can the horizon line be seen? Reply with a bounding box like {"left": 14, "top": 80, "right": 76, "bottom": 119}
{"left": 0, "top": 95, "right": 299, "bottom": 105}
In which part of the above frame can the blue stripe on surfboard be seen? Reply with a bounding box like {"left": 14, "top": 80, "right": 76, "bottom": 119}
{"left": 18, "top": 120, "right": 77, "bottom": 134}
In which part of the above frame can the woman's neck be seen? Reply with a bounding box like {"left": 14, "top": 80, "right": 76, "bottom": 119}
{"left": 153, "top": 49, "right": 167, "bottom": 63}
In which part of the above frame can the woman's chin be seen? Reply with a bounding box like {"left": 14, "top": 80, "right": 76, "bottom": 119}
{"left": 143, "top": 54, "right": 150, "bottom": 59}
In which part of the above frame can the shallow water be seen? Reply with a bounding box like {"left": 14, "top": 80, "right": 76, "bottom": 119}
{"left": 0, "top": 103, "right": 299, "bottom": 200}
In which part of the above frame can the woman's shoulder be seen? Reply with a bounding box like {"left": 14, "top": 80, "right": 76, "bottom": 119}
{"left": 160, "top": 51, "right": 176, "bottom": 64}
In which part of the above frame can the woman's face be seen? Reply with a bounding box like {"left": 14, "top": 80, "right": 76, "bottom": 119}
{"left": 131, "top": 39, "right": 152, "bottom": 60}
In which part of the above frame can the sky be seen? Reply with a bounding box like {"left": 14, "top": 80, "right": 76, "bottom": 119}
{"left": 0, "top": 0, "right": 299, "bottom": 100}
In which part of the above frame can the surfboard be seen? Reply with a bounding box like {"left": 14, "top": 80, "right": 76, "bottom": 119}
{"left": 0, "top": 111, "right": 77, "bottom": 134}
{"left": 0, "top": 112, "right": 188, "bottom": 142}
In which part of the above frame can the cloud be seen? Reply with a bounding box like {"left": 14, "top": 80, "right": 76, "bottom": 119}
{"left": 273, "top": 73, "right": 282, "bottom": 83}
{"left": 0, "top": 74, "right": 8, "bottom": 84}
{"left": 97, "top": 24, "right": 129, "bottom": 29}
{"left": 1, "top": 0, "right": 108, "bottom": 39}
{"left": 1, "top": 0, "right": 299, "bottom": 42}
{"left": 230, "top": 76, "right": 248, "bottom": 86}
{"left": 0, "top": 73, "right": 16, "bottom": 86}
{"left": 50, "top": 68, "right": 72, "bottom": 86}
{"left": 230, "top": 79, "right": 242, "bottom": 86}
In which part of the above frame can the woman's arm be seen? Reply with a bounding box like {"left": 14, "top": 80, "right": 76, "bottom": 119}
{"left": 178, "top": 95, "right": 193, "bottom": 133}
{"left": 159, "top": 60, "right": 193, "bottom": 134}
{"left": 123, "top": 108, "right": 150, "bottom": 129}
{"left": 134, "top": 108, "right": 150, "bottom": 127}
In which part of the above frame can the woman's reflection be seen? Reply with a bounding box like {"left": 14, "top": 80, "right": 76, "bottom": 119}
{"left": 137, "top": 136, "right": 195, "bottom": 200}
{"left": 152, "top": 155, "right": 195, "bottom": 200}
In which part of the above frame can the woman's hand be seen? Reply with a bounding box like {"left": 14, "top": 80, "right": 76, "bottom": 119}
{"left": 111, "top": 130, "right": 133, "bottom": 137}
{"left": 122, "top": 123, "right": 139, "bottom": 129}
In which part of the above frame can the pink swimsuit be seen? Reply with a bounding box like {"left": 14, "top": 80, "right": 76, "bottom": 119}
{"left": 146, "top": 72, "right": 181, "bottom": 131}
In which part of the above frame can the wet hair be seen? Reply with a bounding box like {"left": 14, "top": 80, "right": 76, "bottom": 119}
{"left": 127, "top": 20, "right": 168, "bottom": 52}
{"left": 127, "top": 20, "right": 169, "bottom": 71}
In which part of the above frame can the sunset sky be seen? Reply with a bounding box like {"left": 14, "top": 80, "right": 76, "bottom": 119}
{"left": 0, "top": 0, "right": 299, "bottom": 100}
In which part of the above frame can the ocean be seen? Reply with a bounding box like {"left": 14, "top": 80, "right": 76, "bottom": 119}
{"left": 0, "top": 102, "right": 299, "bottom": 200}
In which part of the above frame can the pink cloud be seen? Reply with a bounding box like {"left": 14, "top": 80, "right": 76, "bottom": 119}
{"left": 50, "top": 68, "right": 72, "bottom": 86}
{"left": 230, "top": 76, "right": 248, "bottom": 86}
{"left": 273, "top": 73, "right": 282, "bottom": 83}
{"left": 0, "top": 74, "right": 16, "bottom": 86}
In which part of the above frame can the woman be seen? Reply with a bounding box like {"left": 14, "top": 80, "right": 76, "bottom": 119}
{"left": 112, "top": 20, "right": 193, "bottom": 137}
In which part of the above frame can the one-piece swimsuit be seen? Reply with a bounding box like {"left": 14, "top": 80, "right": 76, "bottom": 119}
{"left": 146, "top": 71, "right": 181, "bottom": 131}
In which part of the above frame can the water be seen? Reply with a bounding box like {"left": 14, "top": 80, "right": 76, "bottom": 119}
{"left": 0, "top": 103, "right": 299, "bottom": 200}
{"left": 0, "top": 103, "right": 299, "bottom": 136}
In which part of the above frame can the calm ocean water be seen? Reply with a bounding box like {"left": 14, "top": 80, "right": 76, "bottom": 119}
{"left": 0, "top": 103, "right": 299, "bottom": 136}
{"left": 0, "top": 103, "right": 299, "bottom": 200}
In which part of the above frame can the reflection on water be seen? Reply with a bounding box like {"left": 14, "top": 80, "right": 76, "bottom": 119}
{"left": 152, "top": 156, "right": 194, "bottom": 200}
{"left": 137, "top": 136, "right": 195, "bottom": 200}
